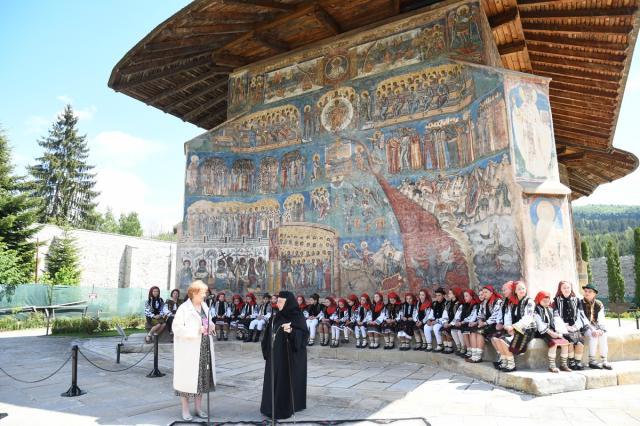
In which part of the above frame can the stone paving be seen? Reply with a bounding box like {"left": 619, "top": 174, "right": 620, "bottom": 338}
{"left": 1, "top": 330, "right": 640, "bottom": 425}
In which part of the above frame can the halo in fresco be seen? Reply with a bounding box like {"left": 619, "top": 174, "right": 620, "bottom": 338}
{"left": 321, "top": 97, "right": 354, "bottom": 132}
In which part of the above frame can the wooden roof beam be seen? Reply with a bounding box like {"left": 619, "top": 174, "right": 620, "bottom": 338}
{"left": 534, "top": 70, "right": 620, "bottom": 91}
{"left": 221, "top": 0, "right": 297, "bottom": 11}
{"left": 171, "top": 23, "right": 255, "bottom": 35}
{"left": 254, "top": 33, "right": 290, "bottom": 53}
{"left": 523, "top": 23, "right": 633, "bottom": 35}
{"left": 213, "top": 53, "right": 251, "bottom": 68}
{"left": 526, "top": 42, "right": 626, "bottom": 62}
{"left": 558, "top": 151, "right": 585, "bottom": 162}
{"left": 183, "top": 96, "right": 227, "bottom": 122}
{"left": 488, "top": 7, "right": 519, "bottom": 29}
{"left": 529, "top": 52, "right": 624, "bottom": 73}
{"left": 148, "top": 69, "right": 227, "bottom": 104}
{"left": 566, "top": 163, "right": 613, "bottom": 183}
{"left": 167, "top": 78, "right": 229, "bottom": 112}
{"left": 390, "top": 0, "right": 401, "bottom": 14}
{"left": 118, "top": 60, "right": 229, "bottom": 90}
{"left": 118, "top": 53, "right": 210, "bottom": 75}
{"left": 523, "top": 31, "right": 627, "bottom": 50}
{"left": 498, "top": 39, "right": 526, "bottom": 55}
{"left": 314, "top": 5, "right": 341, "bottom": 35}
{"left": 519, "top": 6, "right": 638, "bottom": 19}
{"left": 531, "top": 63, "right": 620, "bottom": 82}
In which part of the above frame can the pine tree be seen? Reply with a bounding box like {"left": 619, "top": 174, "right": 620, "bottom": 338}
{"left": 28, "top": 105, "right": 98, "bottom": 227}
{"left": 634, "top": 227, "right": 640, "bottom": 307}
{"left": 100, "top": 208, "right": 120, "bottom": 234}
{"left": 0, "top": 127, "right": 41, "bottom": 274}
{"left": 581, "top": 240, "right": 593, "bottom": 284}
{"left": 606, "top": 240, "right": 625, "bottom": 304}
{"left": 118, "top": 212, "right": 143, "bottom": 237}
{"left": 44, "top": 230, "right": 81, "bottom": 285}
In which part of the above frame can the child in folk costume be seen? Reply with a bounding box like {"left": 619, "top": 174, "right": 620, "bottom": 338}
{"left": 533, "top": 291, "right": 571, "bottom": 373}
{"left": 330, "top": 298, "right": 351, "bottom": 347}
{"left": 319, "top": 297, "right": 337, "bottom": 346}
{"left": 451, "top": 289, "right": 479, "bottom": 358}
{"left": 297, "top": 295, "right": 308, "bottom": 321}
{"left": 468, "top": 285, "right": 503, "bottom": 363}
{"left": 441, "top": 288, "right": 462, "bottom": 354}
{"left": 353, "top": 294, "right": 372, "bottom": 348}
{"left": 414, "top": 289, "right": 432, "bottom": 351}
{"left": 492, "top": 281, "right": 536, "bottom": 372}
{"left": 488, "top": 281, "right": 517, "bottom": 369}
{"left": 248, "top": 292, "right": 271, "bottom": 342}
{"left": 581, "top": 284, "right": 612, "bottom": 370}
{"left": 368, "top": 292, "right": 387, "bottom": 349}
{"left": 553, "top": 280, "right": 586, "bottom": 370}
{"left": 230, "top": 294, "right": 246, "bottom": 340}
{"left": 211, "top": 292, "right": 232, "bottom": 341}
{"left": 343, "top": 294, "right": 359, "bottom": 344}
{"left": 382, "top": 292, "right": 400, "bottom": 350}
{"left": 305, "top": 293, "right": 322, "bottom": 346}
{"left": 241, "top": 293, "right": 259, "bottom": 342}
{"left": 398, "top": 293, "right": 418, "bottom": 351}
{"left": 424, "top": 287, "right": 446, "bottom": 352}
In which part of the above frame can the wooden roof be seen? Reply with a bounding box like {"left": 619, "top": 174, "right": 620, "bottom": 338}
{"left": 108, "top": 0, "right": 640, "bottom": 198}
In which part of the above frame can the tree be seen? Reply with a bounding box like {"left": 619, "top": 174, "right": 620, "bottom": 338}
{"left": 118, "top": 212, "right": 143, "bottom": 237}
{"left": 606, "top": 240, "right": 625, "bottom": 304}
{"left": 44, "top": 230, "right": 81, "bottom": 285}
{"left": 0, "top": 243, "right": 27, "bottom": 302}
{"left": 99, "top": 208, "right": 120, "bottom": 234}
{"left": 581, "top": 240, "right": 593, "bottom": 284}
{"left": 0, "top": 128, "right": 41, "bottom": 274}
{"left": 634, "top": 227, "right": 640, "bottom": 307}
{"left": 28, "top": 105, "right": 98, "bottom": 227}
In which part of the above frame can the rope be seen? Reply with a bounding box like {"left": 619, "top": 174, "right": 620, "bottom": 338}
{"left": 0, "top": 353, "right": 72, "bottom": 384}
{"left": 78, "top": 348, "right": 153, "bottom": 373}
{"left": 169, "top": 417, "right": 430, "bottom": 425}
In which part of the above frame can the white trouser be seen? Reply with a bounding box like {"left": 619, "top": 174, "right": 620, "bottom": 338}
{"left": 306, "top": 318, "right": 319, "bottom": 339}
{"left": 584, "top": 330, "right": 608, "bottom": 358}
{"left": 424, "top": 322, "right": 443, "bottom": 344}
{"left": 451, "top": 329, "right": 463, "bottom": 347}
{"left": 249, "top": 318, "right": 265, "bottom": 331}
{"left": 331, "top": 326, "right": 341, "bottom": 339}
{"left": 355, "top": 325, "right": 367, "bottom": 338}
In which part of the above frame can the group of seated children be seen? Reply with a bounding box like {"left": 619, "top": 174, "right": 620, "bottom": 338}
{"left": 143, "top": 286, "right": 183, "bottom": 343}
{"left": 146, "top": 280, "right": 611, "bottom": 373}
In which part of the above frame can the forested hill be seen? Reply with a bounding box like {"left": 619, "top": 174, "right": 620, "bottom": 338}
{"left": 573, "top": 205, "right": 640, "bottom": 258}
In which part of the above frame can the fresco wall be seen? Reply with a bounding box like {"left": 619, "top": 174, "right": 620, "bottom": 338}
{"left": 177, "top": 0, "right": 578, "bottom": 297}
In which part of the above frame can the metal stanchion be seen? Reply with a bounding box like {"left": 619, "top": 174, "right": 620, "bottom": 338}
{"left": 116, "top": 343, "right": 123, "bottom": 364}
{"left": 146, "top": 334, "right": 165, "bottom": 378}
{"left": 61, "top": 345, "right": 86, "bottom": 397}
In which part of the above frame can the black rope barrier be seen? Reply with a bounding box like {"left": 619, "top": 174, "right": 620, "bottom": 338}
{"left": 78, "top": 347, "right": 153, "bottom": 373}
{"left": 169, "top": 417, "right": 430, "bottom": 425}
{"left": 0, "top": 353, "right": 72, "bottom": 384}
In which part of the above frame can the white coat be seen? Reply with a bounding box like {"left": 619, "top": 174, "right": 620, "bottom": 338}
{"left": 172, "top": 299, "right": 217, "bottom": 394}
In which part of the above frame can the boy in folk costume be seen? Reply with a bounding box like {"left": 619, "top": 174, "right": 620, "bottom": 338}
{"left": 382, "top": 292, "right": 400, "bottom": 350}
{"left": 305, "top": 293, "right": 322, "bottom": 346}
{"left": 343, "top": 294, "right": 359, "bottom": 344}
{"left": 249, "top": 293, "right": 272, "bottom": 342}
{"left": 211, "top": 292, "right": 232, "bottom": 341}
{"left": 553, "top": 280, "right": 586, "bottom": 370}
{"left": 581, "top": 284, "right": 612, "bottom": 370}
{"left": 354, "top": 294, "right": 372, "bottom": 348}
{"left": 414, "top": 289, "right": 432, "bottom": 350}
{"left": 318, "top": 296, "right": 337, "bottom": 346}
{"left": 492, "top": 281, "right": 536, "bottom": 372}
{"left": 398, "top": 293, "right": 418, "bottom": 351}
{"left": 330, "top": 298, "right": 351, "bottom": 347}
{"left": 450, "top": 288, "right": 479, "bottom": 358}
{"left": 241, "top": 293, "right": 259, "bottom": 342}
{"left": 468, "top": 285, "right": 503, "bottom": 363}
{"left": 441, "top": 288, "right": 462, "bottom": 354}
{"left": 368, "top": 292, "right": 387, "bottom": 349}
{"left": 424, "top": 287, "right": 446, "bottom": 352}
{"left": 533, "top": 291, "right": 571, "bottom": 373}
{"left": 230, "top": 294, "right": 246, "bottom": 340}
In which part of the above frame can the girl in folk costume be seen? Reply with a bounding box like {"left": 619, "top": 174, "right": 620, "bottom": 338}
{"left": 330, "top": 298, "right": 351, "bottom": 347}
{"left": 581, "top": 284, "right": 612, "bottom": 370}
{"left": 318, "top": 296, "right": 337, "bottom": 346}
{"left": 424, "top": 287, "right": 447, "bottom": 352}
{"left": 305, "top": 293, "right": 322, "bottom": 346}
{"left": 343, "top": 294, "right": 359, "bottom": 344}
{"left": 297, "top": 295, "right": 308, "bottom": 316}
{"left": 249, "top": 293, "right": 272, "bottom": 343}
{"left": 441, "top": 288, "right": 462, "bottom": 354}
{"left": 398, "top": 293, "right": 418, "bottom": 351}
{"left": 414, "top": 289, "right": 432, "bottom": 350}
{"left": 533, "top": 291, "right": 571, "bottom": 373}
{"left": 488, "top": 281, "right": 517, "bottom": 369}
{"left": 230, "top": 294, "right": 246, "bottom": 340}
{"left": 211, "top": 292, "right": 232, "bottom": 341}
{"left": 468, "top": 285, "right": 503, "bottom": 363}
{"left": 368, "top": 292, "right": 387, "bottom": 349}
{"left": 492, "top": 281, "right": 536, "bottom": 372}
{"left": 354, "top": 294, "right": 372, "bottom": 348}
{"left": 553, "top": 280, "right": 586, "bottom": 370}
{"left": 145, "top": 286, "right": 169, "bottom": 344}
{"left": 381, "top": 292, "right": 400, "bottom": 350}
{"left": 452, "top": 289, "right": 480, "bottom": 358}
{"left": 241, "top": 293, "right": 259, "bottom": 342}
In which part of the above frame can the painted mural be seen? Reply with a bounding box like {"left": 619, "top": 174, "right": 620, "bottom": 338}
{"left": 178, "top": 0, "right": 566, "bottom": 296}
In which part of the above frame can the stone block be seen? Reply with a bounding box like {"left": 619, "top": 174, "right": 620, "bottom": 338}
{"left": 577, "top": 369, "right": 618, "bottom": 389}
{"left": 496, "top": 370, "right": 586, "bottom": 396}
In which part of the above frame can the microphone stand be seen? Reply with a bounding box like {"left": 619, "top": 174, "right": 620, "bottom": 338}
{"left": 206, "top": 302, "right": 215, "bottom": 425}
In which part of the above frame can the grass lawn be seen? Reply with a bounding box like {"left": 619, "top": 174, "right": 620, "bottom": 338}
{"left": 50, "top": 327, "right": 146, "bottom": 338}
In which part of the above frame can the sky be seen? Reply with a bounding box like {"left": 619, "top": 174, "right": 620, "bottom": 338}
{"left": 0, "top": 2, "right": 639, "bottom": 235}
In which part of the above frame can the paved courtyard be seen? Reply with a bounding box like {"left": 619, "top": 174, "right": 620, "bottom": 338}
{"left": 1, "top": 329, "right": 639, "bottom": 425}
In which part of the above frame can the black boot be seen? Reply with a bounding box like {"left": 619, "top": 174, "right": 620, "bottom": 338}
{"left": 245, "top": 330, "right": 253, "bottom": 342}
{"left": 253, "top": 331, "right": 261, "bottom": 342}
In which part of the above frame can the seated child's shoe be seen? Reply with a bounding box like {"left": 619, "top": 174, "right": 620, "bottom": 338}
{"left": 573, "top": 361, "right": 584, "bottom": 371}
{"left": 588, "top": 361, "right": 603, "bottom": 369}
{"left": 307, "top": 338, "right": 315, "bottom": 346}
{"left": 548, "top": 367, "right": 560, "bottom": 373}
{"left": 425, "top": 343, "right": 433, "bottom": 352}
{"left": 601, "top": 360, "right": 612, "bottom": 370}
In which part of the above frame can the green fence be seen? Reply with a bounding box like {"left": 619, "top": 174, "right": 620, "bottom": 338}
{"left": 0, "top": 284, "right": 171, "bottom": 319}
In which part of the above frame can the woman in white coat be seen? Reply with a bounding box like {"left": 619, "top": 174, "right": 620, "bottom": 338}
{"left": 172, "top": 280, "right": 217, "bottom": 421}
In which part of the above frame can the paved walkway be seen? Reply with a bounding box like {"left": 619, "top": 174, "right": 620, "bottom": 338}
{"left": 1, "top": 330, "right": 639, "bottom": 425}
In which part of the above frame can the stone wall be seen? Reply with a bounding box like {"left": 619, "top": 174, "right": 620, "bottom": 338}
{"left": 34, "top": 225, "right": 177, "bottom": 290}
{"left": 590, "top": 255, "right": 637, "bottom": 300}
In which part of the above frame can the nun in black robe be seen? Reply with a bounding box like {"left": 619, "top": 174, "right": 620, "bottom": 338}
{"left": 260, "top": 290, "right": 309, "bottom": 420}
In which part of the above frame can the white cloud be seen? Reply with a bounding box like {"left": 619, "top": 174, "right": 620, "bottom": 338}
{"left": 25, "top": 115, "right": 50, "bottom": 135}
{"left": 75, "top": 105, "right": 97, "bottom": 121}
{"left": 57, "top": 95, "right": 74, "bottom": 104}
{"left": 91, "top": 131, "right": 167, "bottom": 169}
